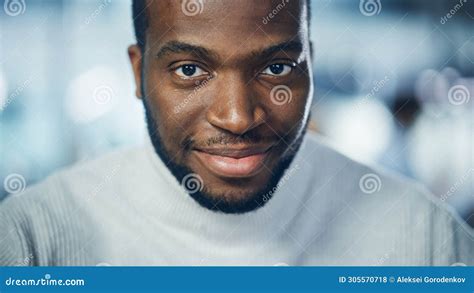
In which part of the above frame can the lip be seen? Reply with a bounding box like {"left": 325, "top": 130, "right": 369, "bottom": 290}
{"left": 193, "top": 145, "right": 273, "bottom": 178}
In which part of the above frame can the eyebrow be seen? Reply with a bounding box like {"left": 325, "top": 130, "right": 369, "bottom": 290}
{"left": 156, "top": 41, "right": 218, "bottom": 60}
{"left": 253, "top": 41, "right": 303, "bottom": 60}
{"left": 155, "top": 40, "right": 304, "bottom": 61}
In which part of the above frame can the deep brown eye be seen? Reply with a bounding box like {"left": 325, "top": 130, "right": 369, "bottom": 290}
{"left": 181, "top": 65, "right": 197, "bottom": 76}
{"left": 269, "top": 64, "right": 284, "bottom": 74}
{"left": 262, "top": 63, "right": 292, "bottom": 76}
{"left": 174, "top": 64, "right": 207, "bottom": 78}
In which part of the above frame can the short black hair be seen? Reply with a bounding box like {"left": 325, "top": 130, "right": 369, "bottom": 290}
{"left": 132, "top": 0, "right": 149, "bottom": 50}
{"left": 132, "top": 0, "right": 311, "bottom": 51}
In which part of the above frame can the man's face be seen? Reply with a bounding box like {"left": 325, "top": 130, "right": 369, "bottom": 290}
{"left": 128, "top": 0, "right": 313, "bottom": 213}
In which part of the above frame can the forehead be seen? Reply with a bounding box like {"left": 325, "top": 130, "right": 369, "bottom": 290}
{"left": 145, "top": 0, "right": 307, "bottom": 55}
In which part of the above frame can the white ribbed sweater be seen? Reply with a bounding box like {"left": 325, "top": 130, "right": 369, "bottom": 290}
{"left": 1, "top": 133, "right": 473, "bottom": 266}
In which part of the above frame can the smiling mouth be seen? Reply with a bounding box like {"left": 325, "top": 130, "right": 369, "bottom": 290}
{"left": 192, "top": 144, "right": 274, "bottom": 178}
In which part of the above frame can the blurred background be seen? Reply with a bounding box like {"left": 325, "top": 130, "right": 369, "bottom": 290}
{"left": 0, "top": 0, "right": 473, "bottom": 226}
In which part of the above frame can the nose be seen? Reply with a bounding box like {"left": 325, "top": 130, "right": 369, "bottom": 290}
{"left": 206, "top": 73, "right": 267, "bottom": 135}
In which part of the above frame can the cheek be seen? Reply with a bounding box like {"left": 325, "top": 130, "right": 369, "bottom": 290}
{"left": 145, "top": 78, "right": 206, "bottom": 156}
{"left": 146, "top": 68, "right": 204, "bottom": 121}
{"left": 144, "top": 79, "right": 185, "bottom": 150}
{"left": 266, "top": 86, "right": 309, "bottom": 130}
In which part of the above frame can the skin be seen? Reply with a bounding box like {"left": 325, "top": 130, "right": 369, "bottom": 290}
{"left": 128, "top": 0, "right": 313, "bottom": 213}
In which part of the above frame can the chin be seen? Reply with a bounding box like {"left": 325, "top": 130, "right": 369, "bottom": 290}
{"left": 207, "top": 184, "right": 267, "bottom": 203}
{"left": 185, "top": 164, "right": 285, "bottom": 214}
{"left": 189, "top": 187, "right": 270, "bottom": 214}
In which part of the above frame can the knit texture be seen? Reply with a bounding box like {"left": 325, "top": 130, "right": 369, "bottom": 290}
{"left": 1, "top": 132, "right": 473, "bottom": 266}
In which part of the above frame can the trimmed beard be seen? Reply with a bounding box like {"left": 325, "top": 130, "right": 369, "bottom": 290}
{"left": 142, "top": 97, "right": 306, "bottom": 214}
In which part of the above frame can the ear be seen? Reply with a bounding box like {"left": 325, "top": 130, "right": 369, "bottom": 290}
{"left": 128, "top": 45, "right": 143, "bottom": 99}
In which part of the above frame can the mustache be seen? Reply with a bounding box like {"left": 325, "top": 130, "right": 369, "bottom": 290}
{"left": 183, "top": 133, "right": 280, "bottom": 149}
{"left": 143, "top": 98, "right": 282, "bottom": 151}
